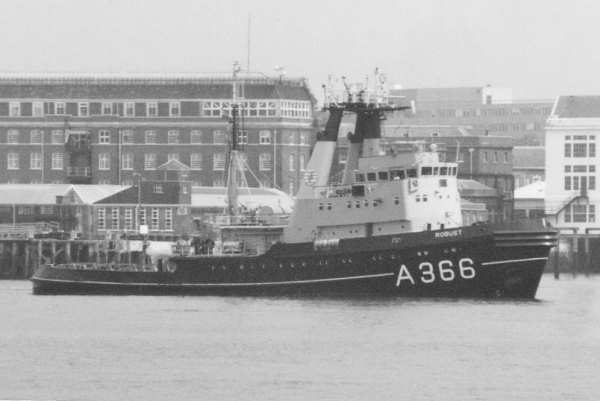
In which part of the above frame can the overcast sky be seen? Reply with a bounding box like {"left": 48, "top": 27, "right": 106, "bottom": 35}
{"left": 1, "top": 0, "right": 599, "bottom": 101}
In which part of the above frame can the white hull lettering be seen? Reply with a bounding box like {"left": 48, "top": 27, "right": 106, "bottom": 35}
{"left": 395, "top": 264, "right": 415, "bottom": 286}
{"left": 396, "top": 258, "right": 476, "bottom": 286}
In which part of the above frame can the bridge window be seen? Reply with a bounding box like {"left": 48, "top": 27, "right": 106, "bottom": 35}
{"left": 433, "top": 167, "right": 439, "bottom": 175}
{"left": 421, "top": 167, "right": 432, "bottom": 175}
{"left": 451, "top": 167, "right": 457, "bottom": 175}
{"left": 407, "top": 169, "right": 417, "bottom": 178}
{"left": 367, "top": 172, "right": 377, "bottom": 182}
{"left": 440, "top": 179, "right": 448, "bottom": 187}
{"left": 440, "top": 167, "right": 448, "bottom": 175}
{"left": 378, "top": 171, "right": 389, "bottom": 181}
{"left": 390, "top": 169, "right": 405, "bottom": 180}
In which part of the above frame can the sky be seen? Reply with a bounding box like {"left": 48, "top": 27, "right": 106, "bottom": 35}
{"left": 1, "top": 0, "right": 600, "bottom": 101}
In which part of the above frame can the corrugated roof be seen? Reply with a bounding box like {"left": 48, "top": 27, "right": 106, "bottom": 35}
{"left": 513, "top": 146, "right": 545, "bottom": 169}
{"left": 0, "top": 184, "right": 71, "bottom": 204}
{"left": 191, "top": 186, "right": 294, "bottom": 213}
{"left": 514, "top": 181, "right": 545, "bottom": 200}
{"left": 553, "top": 95, "right": 600, "bottom": 118}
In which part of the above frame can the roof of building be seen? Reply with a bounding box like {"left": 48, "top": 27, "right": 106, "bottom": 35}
{"left": 458, "top": 179, "right": 498, "bottom": 197}
{"left": 69, "top": 185, "right": 129, "bottom": 204}
{"left": 553, "top": 95, "right": 600, "bottom": 118}
{"left": 514, "top": 181, "right": 545, "bottom": 200}
{"left": 0, "top": 73, "right": 315, "bottom": 101}
{"left": 0, "top": 184, "right": 72, "bottom": 204}
{"left": 191, "top": 186, "right": 294, "bottom": 214}
{"left": 513, "top": 146, "right": 545, "bottom": 169}
{"left": 157, "top": 159, "right": 190, "bottom": 171}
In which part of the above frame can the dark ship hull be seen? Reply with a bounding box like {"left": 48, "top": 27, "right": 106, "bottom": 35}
{"left": 32, "top": 222, "right": 557, "bottom": 298}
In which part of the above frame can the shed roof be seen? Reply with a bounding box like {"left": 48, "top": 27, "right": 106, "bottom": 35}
{"left": 514, "top": 181, "right": 545, "bottom": 200}
{"left": 68, "top": 185, "right": 129, "bottom": 204}
{"left": 0, "top": 184, "right": 72, "bottom": 204}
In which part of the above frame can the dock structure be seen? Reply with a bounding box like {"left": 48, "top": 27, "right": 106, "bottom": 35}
{"left": 0, "top": 238, "right": 127, "bottom": 279}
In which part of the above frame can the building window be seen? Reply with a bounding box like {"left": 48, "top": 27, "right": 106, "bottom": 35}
{"left": 139, "top": 208, "right": 146, "bottom": 226}
{"left": 40, "top": 205, "right": 54, "bottom": 215}
{"left": 167, "top": 153, "right": 179, "bottom": 162}
{"left": 190, "top": 153, "right": 203, "bottom": 170}
{"left": 169, "top": 102, "right": 180, "bottom": 117}
{"left": 33, "top": 102, "right": 44, "bottom": 117}
{"left": 7, "top": 129, "right": 19, "bottom": 144}
{"left": 483, "top": 151, "right": 488, "bottom": 163}
{"left": 9, "top": 102, "right": 20, "bottom": 117}
{"left": 288, "top": 181, "right": 295, "bottom": 195}
{"left": 30, "top": 152, "right": 42, "bottom": 170}
{"left": 288, "top": 153, "right": 295, "bottom": 171}
{"left": 99, "top": 130, "right": 111, "bottom": 144}
{"left": 145, "top": 130, "right": 157, "bottom": 144}
{"left": 7, "top": 153, "right": 19, "bottom": 169}
{"left": 300, "top": 154, "right": 306, "bottom": 171}
{"left": 144, "top": 153, "right": 157, "bottom": 170}
{"left": 164, "top": 209, "right": 173, "bottom": 231}
{"left": 203, "top": 101, "right": 223, "bottom": 117}
{"left": 504, "top": 151, "right": 509, "bottom": 163}
{"left": 213, "top": 130, "right": 226, "bottom": 144}
{"left": 51, "top": 130, "right": 64, "bottom": 144}
{"left": 30, "top": 130, "right": 42, "bottom": 144}
{"left": 259, "top": 153, "right": 272, "bottom": 171}
{"left": 124, "top": 102, "right": 135, "bottom": 117}
{"left": 147, "top": 102, "right": 158, "bottom": 117}
{"left": 98, "top": 153, "right": 111, "bottom": 170}
{"left": 190, "top": 130, "right": 203, "bottom": 144}
{"left": 151, "top": 208, "right": 160, "bottom": 230}
{"left": 97, "top": 208, "right": 106, "bottom": 230}
{"left": 55, "top": 102, "right": 66, "bottom": 115}
{"left": 237, "top": 130, "right": 248, "bottom": 145}
{"left": 213, "top": 152, "right": 225, "bottom": 171}
{"left": 121, "top": 130, "right": 134, "bottom": 144}
{"left": 564, "top": 176, "right": 571, "bottom": 190}
{"left": 122, "top": 152, "right": 134, "bottom": 170}
{"left": 259, "top": 130, "right": 272, "bottom": 144}
{"left": 573, "top": 143, "right": 587, "bottom": 157}
{"left": 111, "top": 208, "right": 119, "bottom": 230}
{"left": 51, "top": 152, "right": 64, "bottom": 170}
{"left": 102, "top": 102, "right": 113, "bottom": 115}
{"left": 78, "top": 102, "right": 89, "bottom": 117}
{"left": 124, "top": 208, "right": 133, "bottom": 230}
{"left": 168, "top": 130, "right": 180, "bottom": 144}
{"left": 493, "top": 151, "right": 499, "bottom": 163}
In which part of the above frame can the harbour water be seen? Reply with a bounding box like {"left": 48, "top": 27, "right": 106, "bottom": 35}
{"left": 1, "top": 275, "right": 599, "bottom": 401}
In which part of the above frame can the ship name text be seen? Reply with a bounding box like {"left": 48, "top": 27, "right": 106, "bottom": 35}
{"left": 395, "top": 258, "right": 476, "bottom": 286}
{"left": 434, "top": 229, "right": 462, "bottom": 239}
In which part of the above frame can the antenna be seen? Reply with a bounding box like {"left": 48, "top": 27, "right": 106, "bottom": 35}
{"left": 247, "top": 14, "right": 251, "bottom": 72}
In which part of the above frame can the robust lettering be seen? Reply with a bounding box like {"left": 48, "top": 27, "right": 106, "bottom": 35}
{"left": 396, "top": 264, "right": 415, "bottom": 286}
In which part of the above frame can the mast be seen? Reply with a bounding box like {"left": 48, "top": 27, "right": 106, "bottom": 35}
{"left": 226, "top": 62, "right": 242, "bottom": 216}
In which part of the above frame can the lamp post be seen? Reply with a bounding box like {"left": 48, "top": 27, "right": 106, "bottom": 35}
{"left": 468, "top": 148, "right": 475, "bottom": 179}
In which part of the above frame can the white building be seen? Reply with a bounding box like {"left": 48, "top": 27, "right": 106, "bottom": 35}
{"left": 545, "top": 96, "right": 599, "bottom": 233}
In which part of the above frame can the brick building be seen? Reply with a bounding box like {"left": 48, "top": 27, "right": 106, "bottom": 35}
{"left": 388, "top": 86, "right": 552, "bottom": 145}
{"left": 0, "top": 73, "right": 316, "bottom": 195}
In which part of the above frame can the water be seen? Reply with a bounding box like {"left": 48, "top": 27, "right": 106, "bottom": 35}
{"left": 1, "top": 275, "right": 599, "bottom": 401}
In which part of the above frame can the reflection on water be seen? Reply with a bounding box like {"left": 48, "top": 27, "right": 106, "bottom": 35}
{"left": 1, "top": 275, "right": 599, "bottom": 401}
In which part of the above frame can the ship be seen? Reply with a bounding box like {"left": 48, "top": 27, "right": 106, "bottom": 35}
{"left": 31, "top": 68, "right": 558, "bottom": 298}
